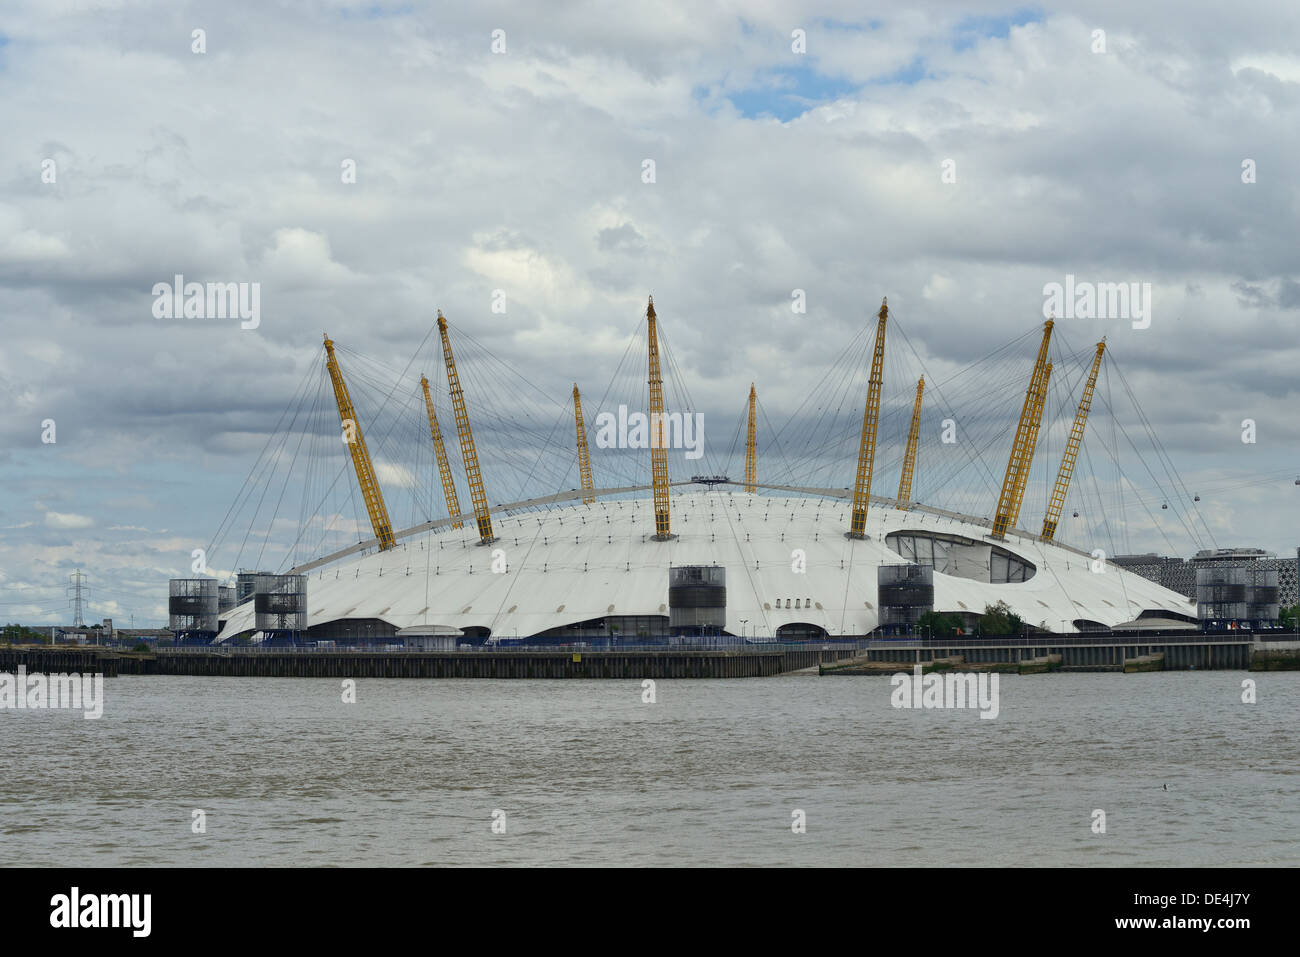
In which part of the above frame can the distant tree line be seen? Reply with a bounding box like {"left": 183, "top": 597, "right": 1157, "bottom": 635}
{"left": 2, "top": 624, "right": 49, "bottom": 644}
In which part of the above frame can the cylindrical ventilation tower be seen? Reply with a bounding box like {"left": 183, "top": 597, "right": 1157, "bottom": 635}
{"left": 668, "top": 566, "right": 726, "bottom": 635}
{"left": 877, "top": 564, "right": 934, "bottom": 633}
{"left": 1196, "top": 566, "right": 1250, "bottom": 623}
{"left": 169, "top": 578, "right": 219, "bottom": 640}
{"left": 253, "top": 574, "right": 308, "bottom": 641}
{"left": 1248, "top": 567, "right": 1279, "bottom": 625}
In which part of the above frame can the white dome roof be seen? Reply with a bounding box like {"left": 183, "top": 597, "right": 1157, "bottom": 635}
{"left": 214, "top": 489, "right": 1194, "bottom": 641}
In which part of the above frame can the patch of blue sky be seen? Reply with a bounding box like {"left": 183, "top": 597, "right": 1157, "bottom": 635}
{"left": 707, "top": 65, "right": 861, "bottom": 121}
{"left": 952, "top": 8, "right": 1044, "bottom": 51}
{"left": 811, "top": 17, "right": 883, "bottom": 33}
{"left": 339, "top": 3, "right": 413, "bottom": 21}
{"left": 866, "top": 56, "right": 929, "bottom": 86}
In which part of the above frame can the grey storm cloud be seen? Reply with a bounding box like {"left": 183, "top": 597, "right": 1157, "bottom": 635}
{"left": 2, "top": 0, "right": 1299, "bottom": 625}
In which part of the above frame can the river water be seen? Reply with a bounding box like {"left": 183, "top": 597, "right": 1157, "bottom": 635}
{"left": 3, "top": 672, "right": 1296, "bottom": 866}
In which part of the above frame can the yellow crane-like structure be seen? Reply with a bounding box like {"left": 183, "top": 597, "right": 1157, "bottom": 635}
{"left": 897, "top": 376, "right": 924, "bottom": 509}
{"left": 437, "top": 311, "right": 494, "bottom": 544}
{"left": 744, "top": 383, "right": 757, "bottom": 493}
{"left": 1042, "top": 339, "right": 1106, "bottom": 542}
{"left": 646, "top": 296, "right": 672, "bottom": 539}
{"left": 849, "top": 298, "right": 888, "bottom": 538}
{"left": 573, "top": 383, "right": 595, "bottom": 504}
{"left": 420, "top": 373, "right": 463, "bottom": 530}
{"left": 323, "top": 335, "right": 395, "bottom": 551}
{"left": 991, "top": 319, "right": 1054, "bottom": 540}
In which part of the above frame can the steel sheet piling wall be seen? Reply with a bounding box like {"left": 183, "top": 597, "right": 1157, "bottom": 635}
{"left": 110, "top": 647, "right": 859, "bottom": 678}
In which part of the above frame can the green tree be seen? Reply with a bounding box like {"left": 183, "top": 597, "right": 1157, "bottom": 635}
{"left": 2, "top": 623, "right": 46, "bottom": 644}
{"left": 978, "top": 601, "right": 1025, "bottom": 636}
{"left": 1279, "top": 605, "right": 1300, "bottom": 630}
{"left": 914, "top": 610, "right": 963, "bottom": 637}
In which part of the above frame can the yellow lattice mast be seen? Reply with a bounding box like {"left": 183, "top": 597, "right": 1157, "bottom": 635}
{"left": 992, "top": 319, "right": 1054, "bottom": 540}
{"left": 437, "top": 311, "right": 494, "bottom": 544}
{"left": 420, "top": 374, "right": 463, "bottom": 530}
{"left": 744, "top": 383, "right": 757, "bottom": 493}
{"left": 849, "top": 298, "right": 888, "bottom": 538}
{"left": 323, "top": 335, "right": 395, "bottom": 551}
{"left": 646, "top": 296, "right": 671, "bottom": 539}
{"left": 573, "top": 383, "right": 595, "bottom": 504}
{"left": 897, "top": 376, "right": 924, "bottom": 509}
{"left": 1042, "top": 339, "right": 1105, "bottom": 542}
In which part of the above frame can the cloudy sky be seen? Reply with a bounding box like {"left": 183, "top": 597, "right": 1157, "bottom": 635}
{"left": 2, "top": 0, "right": 1298, "bottom": 626}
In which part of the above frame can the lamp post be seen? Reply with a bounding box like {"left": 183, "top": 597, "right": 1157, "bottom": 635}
{"left": 740, "top": 619, "right": 748, "bottom": 640}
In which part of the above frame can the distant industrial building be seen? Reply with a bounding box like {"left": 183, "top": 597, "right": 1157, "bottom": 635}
{"left": 1195, "top": 565, "right": 1279, "bottom": 630}
{"left": 1113, "top": 548, "right": 1298, "bottom": 609}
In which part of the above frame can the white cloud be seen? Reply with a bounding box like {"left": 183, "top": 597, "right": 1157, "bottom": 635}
{"left": 44, "top": 511, "right": 94, "bottom": 529}
{"left": 1232, "top": 54, "right": 1300, "bottom": 83}
{"left": 2, "top": 1, "right": 1298, "bottom": 623}
{"left": 373, "top": 462, "right": 416, "bottom": 489}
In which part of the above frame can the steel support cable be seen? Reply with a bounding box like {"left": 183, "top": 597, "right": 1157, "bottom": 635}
{"left": 1083, "top": 411, "right": 1183, "bottom": 556}
{"left": 297, "top": 374, "right": 328, "bottom": 563}
{"left": 281, "top": 361, "right": 419, "bottom": 564}
{"left": 275, "top": 366, "right": 367, "bottom": 570}
{"left": 720, "top": 393, "right": 751, "bottom": 478}
{"left": 756, "top": 396, "right": 798, "bottom": 492}
{"left": 1084, "top": 354, "right": 1206, "bottom": 551}
{"left": 890, "top": 317, "right": 1039, "bottom": 503}
{"left": 1109, "top": 355, "right": 1214, "bottom": 549}
{"left": 764, "top": 328, "right": 870, "bottom": 491}
{"left": 215, "top": 362, "right": 317, "bottom": 557}
{"left": 339, "top": 371, "right": 430, "bottom": 529}
{"left": 256, "top": 371, "right": 326, "bottom": 571}
{"left": 1077, "top": 438, "right": 1131, "bottom": 612}
{"left": 325, "top": 345, "right": 429, "bottom": 540}
{"left": 258, "top": 369, "right": 327, "bottom": 572}
{"left": 205, "top": 353, "right": 320, "bottom": 566}
{"left": 1054, "top": 332, "right": 1193, "bottom": 545}
{"left": 784, "top": 326, "right": 872, "bottom": 488}
{"left": 656, "top": 319, "right": 719, "bottom": 479}
{"left": 227, "top": 374, "right": 314, "bottom": 577}
{"left": 435, "top": 329, "right": 593, "bottom": 502}
{"left": 441, "top": 331, "right": 598, "bottom": 497}
{"left": 1045, "top": 344, "right": 1124, "bottom": 537}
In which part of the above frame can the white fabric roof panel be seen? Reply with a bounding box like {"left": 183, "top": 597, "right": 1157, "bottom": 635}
{"left": 214, "top": 491, "right": 1194, "bottom": 641}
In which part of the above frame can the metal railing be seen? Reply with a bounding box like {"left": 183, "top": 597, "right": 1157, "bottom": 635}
{"left": 151, "top": 641, "right": 867, "bottom": 655}
{"left": 867, "top": 633, "right": 1258, "bottom": 647}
